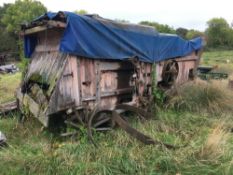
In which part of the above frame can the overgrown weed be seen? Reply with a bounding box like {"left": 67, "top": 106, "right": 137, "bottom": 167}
{"left": 167, "top": 79, "right": 233, "bottom": 114}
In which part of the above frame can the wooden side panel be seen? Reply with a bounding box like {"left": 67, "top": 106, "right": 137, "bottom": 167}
{"left": 58, "top": 56, "right": 79, "bottom": 105}
{"left": 25, "top": 51, "right": 67, "bottom": 96}
{"left": 47, "top": 56, "right": 79, "bottom": 114}
{"left": 35, "top": 29, "right": 63, "bottom": 52}
{"left": 100, "top": 71, "right": 118, "bottom": 93}
{"left": 77, "top": 58, "right": 136, "bottom": 109}
{"left": 69, "top": 56, "right": 80, "bottom": 106}
{"left": 156, "top": 51, "right": 198, "bottom": 85}
{"left": 17, "top": 28, "right": 67, "bottom": 125}
{"left": 175, "top": 53, "right": 198, "bottom": 85}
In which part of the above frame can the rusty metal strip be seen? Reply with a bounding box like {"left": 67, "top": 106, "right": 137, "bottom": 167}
{"left": 115, "top": 104, "right": 152, "bottom": 119}
{"left": 112, "top": 110, "right": 155, "bottom": 144}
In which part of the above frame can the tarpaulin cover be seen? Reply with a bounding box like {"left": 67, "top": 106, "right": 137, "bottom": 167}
{"left": 24, "top": 11, "right": 203, "bottom": 63}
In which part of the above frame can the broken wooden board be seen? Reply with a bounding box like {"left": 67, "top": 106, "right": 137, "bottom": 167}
{"left": 0, "top": 100, "right": 17, "bottom": 114}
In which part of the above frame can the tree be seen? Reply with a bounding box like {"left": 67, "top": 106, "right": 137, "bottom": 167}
{"left": 74, "top": 9, "right": 88, "bottom": 15}
{"left": 0, "top": 3, "right": 17, "bottom": 53}
{"left": 1, "top": 0, "right": 47, "bottom": 33}
{"left": 186, "top": 29, "right": 204, "bottom": 39}
{"left": 0, "top": 30, "right": 18, "bottom": 52}
{"left": 205, "top": 18, "right": 232, "bottom": 48}
{"left": 0, "top": 3, "right": 11, "bottom": 27}
{"left": 176, "top": 27, "right": 188, "bottom": 39}
{"left": 139, "top": 21, "right": 176, "bottom": 34}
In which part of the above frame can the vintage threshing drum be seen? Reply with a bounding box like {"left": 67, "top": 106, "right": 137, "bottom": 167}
{"left": 17, "top": 11, "right": 203, "bottom": 143}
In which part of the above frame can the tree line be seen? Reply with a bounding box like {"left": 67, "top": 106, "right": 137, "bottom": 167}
{"left": 0, "top": 0, "right": 46, "bottom": 55}
{"left": 0, "top": 0, "right": 233, "bottom": 55}
{"left": 140, "top": 19, "right": 233, "bottom": 50}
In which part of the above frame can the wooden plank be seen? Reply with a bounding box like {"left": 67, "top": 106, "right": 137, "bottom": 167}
{"left": 77, "top": 58, "right": 82, "bottom": 105}
{"left": 99, "top": 61, "right": 134, "bottom": 71}
{"left": 95, "top": 60, "right": 101, "bottom": 105}
{"left": 0, "top": 101, "right": 17, "bottom": 114}
{"left": 23, "top": 21, "right": 66, "bottom": 35}
{"left": 17, "top": 89, "right": 49, "bottom": 126}
{"left": 24, "top": 26, "right": 48, "bottom": 35}
{"left": 174, "top": 55, "right": 198, "bottom": 62}
{"left": 82, "top": 87, "right": 133, "bottom": 102}
{"left": 99, "top": 62, "right": 121, "bottom": 71}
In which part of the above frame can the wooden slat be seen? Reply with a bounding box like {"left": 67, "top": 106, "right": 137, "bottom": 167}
{"left": 0, "top": 101, "right": 17, "bottom": 114}
{"left": 23, "top": 21, "right": 66, "bottom": 35}
{"left": 95, "top": 60, "right": 101, "bottom": 104}
{"left": 99, "top": 61, "right": 134, "bottom": 71}
{"left": 82, "top": 88, "right": 133, "bottom": 102}
{"left": 17, "top": 89, "right": 49, "bottom": 126}
{"left": 175, "top": 56, "right": 198, "bottom": 62}
{"left": 24, "top": 26, "right": 47, "bottom": 35}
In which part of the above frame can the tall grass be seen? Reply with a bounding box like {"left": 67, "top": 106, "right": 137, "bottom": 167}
{"left": 1, "top": 110, "right": 233, "bottom": 175}
{"left": 1, "top": 50, "right": 233, "bottom": 174}
{"left": 0, "top": 73, "right": 21, "bottom": 104}
{"left": 198, "top": 121, "right": 229, "bottom": 160}
{"left": 167, "top": 79, "right": 233, "bottom": 114}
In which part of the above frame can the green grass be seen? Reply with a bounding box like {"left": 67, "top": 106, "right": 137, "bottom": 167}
{"left": 1, "top": 111, "right": 233, "bottom": 175}
{"left": 0, "top": 72, "right": 21, "bottom": 104}
{"left": 1, "top": 51, "right": 233, "bottom": 174}
{"left": 202, "top": 50, "right": 233, "bottom": 74}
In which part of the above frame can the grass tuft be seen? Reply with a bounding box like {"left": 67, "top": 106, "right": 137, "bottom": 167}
{"left": 0, "top": 73, "right": 21, "bottom": 104}
{"left": 198, "top": 121, "right": 229, "bottom": 160}
{"left": 167, "top": 79, "right": 233, "bottom": 114}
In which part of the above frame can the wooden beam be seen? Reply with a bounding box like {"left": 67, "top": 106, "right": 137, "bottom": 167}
{"left": 82, "top": 88, "right": 133, "bottom": 102}
{"left": 24, "top": 25, "right": 48, "bottom": 35}
{"left": 23, "top": 20, "right": 66, "bottom": 35}
{"left": 0, "top": 101, "right": 17, "bottom": 114}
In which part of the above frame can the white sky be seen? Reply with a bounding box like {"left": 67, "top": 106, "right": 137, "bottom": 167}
{"left": 0, "top": 0, "right": 233, "bottom": 31}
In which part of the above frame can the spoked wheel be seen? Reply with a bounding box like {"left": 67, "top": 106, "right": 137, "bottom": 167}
{"left": 61, "top": 110, "right": 86, "bottom": 138}
{"left": 87, "top": 109, "right": 115, "bottom": 146}
{"left": 161, "top": 60, "right": 179, "bottom": 88}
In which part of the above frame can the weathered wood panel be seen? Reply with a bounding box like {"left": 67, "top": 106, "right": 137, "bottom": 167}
{"left": 35, "top": 29, "right": 63, "bottom": 52}
{"left": 54, "top": 56, "right": 79, "bottom": 109}
{"left": 25, "top": 51, "right": 67, "bottom": 96}
{"left": 156, "top": 52, "right": 199, "bottom": 85}
{"left": 17, "top": 89, "right": 48, "bottom": 126}
{"left": 77, "top": 58, "right": 137, "bottom": 108}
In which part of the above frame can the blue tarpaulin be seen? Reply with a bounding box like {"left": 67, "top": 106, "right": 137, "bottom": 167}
{"left": 24, "top": 11, "right": 203, "bottom": 63}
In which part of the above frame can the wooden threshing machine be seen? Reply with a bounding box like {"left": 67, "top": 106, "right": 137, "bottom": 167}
{"left": 17, "top": 12, "right": 203, "bottom": 144}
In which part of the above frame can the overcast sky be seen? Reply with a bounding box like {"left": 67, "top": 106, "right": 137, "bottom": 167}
{"left": 0, "top": 0, "right": 232, "bottom": 31}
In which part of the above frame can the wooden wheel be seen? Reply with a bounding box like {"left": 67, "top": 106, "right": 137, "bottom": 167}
{"left": 61, "top": 110, "right": 86, "bottom": 138}
{"left": 88, "top": 110, "right": 115, "bottom": 132}
{"left": 161, "top": 60, "right": 179, "bottom": 88}
{"left": 87, "top": 109, "right": 115, "bottom": 146}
